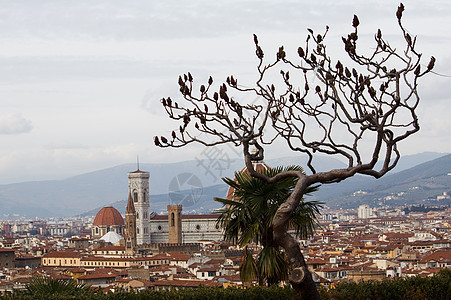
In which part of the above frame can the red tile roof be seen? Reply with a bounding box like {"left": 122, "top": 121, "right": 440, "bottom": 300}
{"left": 151, "top": 214, "right": 219, "bottom": 220}
{"left": 153, "top": 279, "right": 220, "bottom": 288}
{"left": 93, "top": 245, "right": 125, "bottom": 252}
{"left": 419, "top": 249, "right": 451, "bottom": 263}
{"left": 43, "top": 251, "right": 83, "bottom": 258}
{"left": 78, "top": 273, "right": 118, "bottom": 280}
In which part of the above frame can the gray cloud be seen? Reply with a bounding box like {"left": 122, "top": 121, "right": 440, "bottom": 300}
{"left": 0, "top": 57, "right": 156, "bottom": 83}
{"left": 0, "top": 1, "right": 405, "bottom": 41}
{"left": 0, "top": 113, "right": 33, "bottom": 134}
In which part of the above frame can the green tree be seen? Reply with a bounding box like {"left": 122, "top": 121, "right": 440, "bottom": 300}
{"left": 215, "top": 165, "right": 321, "bottom": 286}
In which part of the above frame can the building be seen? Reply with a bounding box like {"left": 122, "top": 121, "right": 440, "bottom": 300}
{"left": 0, "top": 248, "right": 15, "bottom": 269}
{"left": 125, "top": 191, "right": 137, "bottom": 256}
{"left": 92, "top": 167, "right": 222, "bottom": 256}
{"left": 41, "top": 251, "right": 83, "bottom": 267}
{"left": 68, "top": 237, "right": 91, "bottom": 250}
{"left": 148, "top": 212, "right": 222, "bottom": 244}
{"left": 358, "top": 204, "right": 373, "bottom": 219}
{"left": 128, "top": 170, "right": 150, "bottom": 245}
{"left": 124, "top": 168, "right": 222, "bottom": 247}
{"left": 92, "top": 206, "right": 125, "bottom": 239}
{"left": 168, "top": 205, "right": 183, "bottom": 244}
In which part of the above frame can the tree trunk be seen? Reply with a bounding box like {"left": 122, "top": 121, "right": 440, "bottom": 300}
{"left": 272, "top": 177, "right": 321, "bottom": 300}
{"left": 277, "top": 231, "right": 320, "bottom": 300}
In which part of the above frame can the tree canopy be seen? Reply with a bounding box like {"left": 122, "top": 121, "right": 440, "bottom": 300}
{"left": 215, "top": 165, "right": 321, "bottom": 285}
{"left": 155, "top": 4, "right": 434, "bottom": 299}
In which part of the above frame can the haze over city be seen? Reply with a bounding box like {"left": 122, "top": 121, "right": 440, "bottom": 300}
{"left": 1, "top": 0, "right": 450, "bottom": 184}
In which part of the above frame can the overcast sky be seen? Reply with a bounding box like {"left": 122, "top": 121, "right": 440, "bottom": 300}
{"left": 0, "top": 0, "right": 450, "bottom": 184}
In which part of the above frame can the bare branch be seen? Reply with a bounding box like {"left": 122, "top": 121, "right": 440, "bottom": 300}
{"left": 155, "top": 5, "right": 433, "bottom": 298}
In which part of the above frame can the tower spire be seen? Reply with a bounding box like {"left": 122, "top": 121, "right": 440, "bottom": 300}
{"left": 137, "top": 155, "right": 140, "bottom": 171}
{"left": 125, "top": 191, "right": 137, "bottom": 256}
{"left": 126, "top": 191, "right": 135, "bottom": 214}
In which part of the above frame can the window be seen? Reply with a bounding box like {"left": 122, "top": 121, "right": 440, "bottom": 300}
{"left": 137, "top": 213, "right": 139, "bottom": 220}
{"left": 171, "top": 213, "right": 175, "bottom": 226}
{"left": 134, "top": 191, "right": 138, "bottom": 202}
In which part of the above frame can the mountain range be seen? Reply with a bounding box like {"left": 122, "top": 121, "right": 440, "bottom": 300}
{"left": 310, "top": 153, "right": 451, "bottom": 208}
{"left": 0, "top": 152, "right": 449, "bottom": 218}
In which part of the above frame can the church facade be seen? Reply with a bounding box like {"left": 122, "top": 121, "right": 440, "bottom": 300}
{"left": 148, "top": 213, "right": 223, "bottom": 244}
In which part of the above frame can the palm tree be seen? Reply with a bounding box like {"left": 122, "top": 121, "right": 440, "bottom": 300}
{"left": 24, "top": 276, "right": 95, "bottom": 298}
{"left": 215, "top": 165, "right": 321, "bottom": 286}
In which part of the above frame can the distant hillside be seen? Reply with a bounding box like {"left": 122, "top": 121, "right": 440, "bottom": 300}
{"left": 0, "top": 154, "right": 345, "bottom": 218}
{"left": 0, "top": 152, "right": 448, "bottom": 218}
{"left": 79, "top": 152, "right": 451, "bottom": 217}
{"left": 315, "top": 154, "right": 451, "bottom": 208}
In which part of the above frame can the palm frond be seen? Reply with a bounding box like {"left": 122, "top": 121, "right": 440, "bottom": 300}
{"left": 257, "top": 247, "right": 288, "bottom": 284}
{"left": 215, "top": 164, "right": 323, "bottom": 285}
{"left": 239, "top": 247, "right": 257, "bottom": 283}
{"left": 26, "top": 276, "right": 92, "bottom": 297}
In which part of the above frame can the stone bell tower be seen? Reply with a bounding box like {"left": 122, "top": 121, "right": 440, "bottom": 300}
{"left": 167, "top": 205, "right": 182, "bottom": 244}
{"left": 128, "top": 169, "right": 150, "bottom": 245}
{"left": 125, "top": 192, "right": 136, "bottom": 256}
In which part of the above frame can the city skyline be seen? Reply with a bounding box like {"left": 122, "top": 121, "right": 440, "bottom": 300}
{"left": 1, "top": 0, "right": 450, "bottom": 184}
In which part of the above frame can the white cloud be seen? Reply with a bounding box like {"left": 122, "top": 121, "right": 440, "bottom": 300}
{"left": 0, "top": 113, "right": 33, "bottom": 134}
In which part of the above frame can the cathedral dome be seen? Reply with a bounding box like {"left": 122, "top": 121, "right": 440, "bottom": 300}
{"left": 93, "top": 206, "right": 124, "bottom": 226}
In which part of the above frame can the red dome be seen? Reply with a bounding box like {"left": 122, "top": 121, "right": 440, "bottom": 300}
{"left": 93, "top": 206, "right": 124, "bottom": 226}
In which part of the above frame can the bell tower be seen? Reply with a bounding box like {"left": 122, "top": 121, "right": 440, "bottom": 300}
{"left": 128, "top": 169, "right": 150, "bottom": 245}
{"left": 125, "top": 192, "right": 136, "bottom": 256}
{"left": 167, "top": 205, "right": 182, "bottom": 244}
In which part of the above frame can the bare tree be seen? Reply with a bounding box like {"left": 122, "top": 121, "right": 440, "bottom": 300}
{"left": 154, "top": 4, "right": 434, "bottom": 299}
